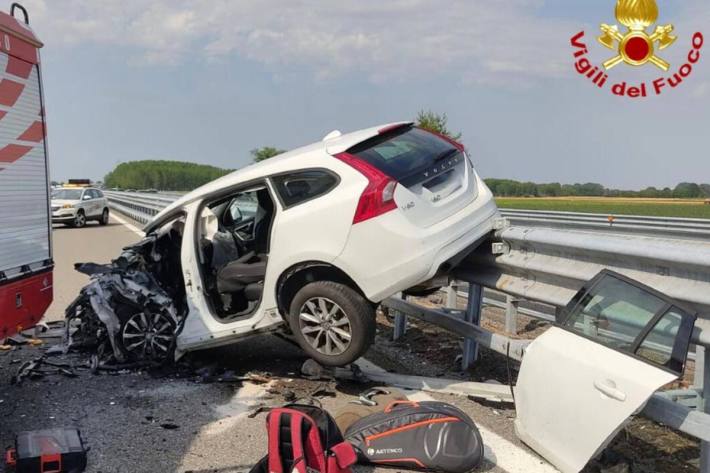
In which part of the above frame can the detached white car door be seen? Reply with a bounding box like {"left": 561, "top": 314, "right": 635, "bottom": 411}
{"left": 515, "top": 270, "right": 696, "bottom": 473}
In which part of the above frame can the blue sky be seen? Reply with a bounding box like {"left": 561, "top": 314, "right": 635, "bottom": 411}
{"left": 14, "top": 0, "right": 710, "bottom": 189}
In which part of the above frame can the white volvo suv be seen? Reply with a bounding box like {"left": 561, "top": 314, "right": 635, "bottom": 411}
{"left": 70, "top": 122, "right": 499, "bottom": 366}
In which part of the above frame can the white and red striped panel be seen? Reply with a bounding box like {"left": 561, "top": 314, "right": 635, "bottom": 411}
{"left": 0, "top": 20, "right": 50, "bottom": 276}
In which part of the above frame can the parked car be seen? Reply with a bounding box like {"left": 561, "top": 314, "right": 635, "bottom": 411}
{"left": 67, "top": 122, "right": 499, "bottom": 366}
{"left": 51, "top": 187, "right": 110, "bottom": 227}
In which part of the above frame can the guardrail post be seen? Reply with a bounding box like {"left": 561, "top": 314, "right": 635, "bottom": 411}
{"left": 505, "top": 295, "right": 519, "bottom": 335}
{"left": 700, "top": 346, "right": 710, "bottom": 473}
{"left": 393, "top": 292, "right": 407, "bottom": 341}
{"left": 461, "top": 284, "right": 483, "bottom": 370}
{"left": 446, "top": 282, "right": 457, "bottom": 309}
{"left": 696, "top": 346, "right": 706, "bottom": 391}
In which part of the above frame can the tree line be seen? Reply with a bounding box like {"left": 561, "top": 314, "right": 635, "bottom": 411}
{"left": 486, "top": 180, "right": 710, "bottom": 199}
{"left": 104, "top": 160, "right": 232, "bottom": 191}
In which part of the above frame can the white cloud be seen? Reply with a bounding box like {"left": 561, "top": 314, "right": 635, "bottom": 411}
{"left": 11, "top": 1, "right": 611, "bottom": 83}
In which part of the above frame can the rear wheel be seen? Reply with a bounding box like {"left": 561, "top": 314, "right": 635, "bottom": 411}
{"left": 99, "top": 208, "right": 109, "bottom": 225}
{"left": 288, "top": 281, "right": 375, "bottom": 366}
{"left": 72, "top": 210, "right": 86, "bottom": 228}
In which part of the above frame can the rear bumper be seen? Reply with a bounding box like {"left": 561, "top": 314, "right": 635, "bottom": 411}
{"left": 335, "top": 180, "right": 499, "bottom": 302}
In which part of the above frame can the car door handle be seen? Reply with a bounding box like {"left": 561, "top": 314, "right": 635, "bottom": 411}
{"left": 594, "top": 380, "right": 627, "bottom": 402}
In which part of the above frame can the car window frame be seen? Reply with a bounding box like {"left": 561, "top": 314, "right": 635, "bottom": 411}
{"left": 556, "top": 269, "right": 696, "bottom": 375}
{"left": 268, "top": 168, "right": 341, "bottom": 210}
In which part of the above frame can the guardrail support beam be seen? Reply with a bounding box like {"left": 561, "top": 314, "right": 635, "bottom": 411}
{"left": 462, "top": 284, "right": 482, "bottom": 370}
{"left": 393, "top": 292, "right": 407, "bottom": 341}
{"left": 505, "top": 295, "right": 519, "bottom": 335}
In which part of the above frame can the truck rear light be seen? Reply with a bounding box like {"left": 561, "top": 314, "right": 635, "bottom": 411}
{"left": 334, "top": 152, "right": 398, "bottom": 224}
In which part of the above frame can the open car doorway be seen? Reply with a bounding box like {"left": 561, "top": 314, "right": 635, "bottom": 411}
{"left": 199, "top": 185, "right": 275, "bottom": 320}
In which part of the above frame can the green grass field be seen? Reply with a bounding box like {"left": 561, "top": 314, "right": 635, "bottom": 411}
{"left": 495, "top": 197, "right": 710, "bottom": 219}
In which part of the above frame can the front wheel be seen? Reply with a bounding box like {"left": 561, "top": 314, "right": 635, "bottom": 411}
{"left": 99, "top": 208, "right": 109, "bottom": 225}
{"left": 287, "top": 281, "right": 375, "bottom": 366}
{"left": 72, "top": 210, "right": 86, "bottom": 228}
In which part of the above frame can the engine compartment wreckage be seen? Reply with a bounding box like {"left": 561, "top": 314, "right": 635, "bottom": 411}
{"left": 65, "top": 221, "right": 186, "bottom": 365}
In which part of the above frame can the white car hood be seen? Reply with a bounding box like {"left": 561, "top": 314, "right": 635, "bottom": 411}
{"left": 51, "top": 199, "right": 80, "bottom": 206}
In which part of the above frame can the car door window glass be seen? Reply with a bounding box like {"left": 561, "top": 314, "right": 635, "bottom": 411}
{"left": 272, "top": 171, "right": 338, "bottom": 208}
{"left": 636, "top": 308, "right": 684, "bottom": 367}
{"left": 564, "top": 276, "right": 666, "bottom": 351}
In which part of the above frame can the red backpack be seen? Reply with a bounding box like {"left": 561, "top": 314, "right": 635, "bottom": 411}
{"left": 250, "top": 403, "right": 357, "bottom": 473}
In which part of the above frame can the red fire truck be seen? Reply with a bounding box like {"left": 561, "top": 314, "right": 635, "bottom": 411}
{"left": 0, "top": 3, "right": 52, "bottom": 340}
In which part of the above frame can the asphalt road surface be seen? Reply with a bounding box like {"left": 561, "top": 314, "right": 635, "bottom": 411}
{"left": 0, "top": 212, "right": 557, "bottom": 473}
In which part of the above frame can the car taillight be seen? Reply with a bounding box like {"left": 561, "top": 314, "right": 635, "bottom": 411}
{"left": 334, "top": 152, "right": 398, "bottom": 224}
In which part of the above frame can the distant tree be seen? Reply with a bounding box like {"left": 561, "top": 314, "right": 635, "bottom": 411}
{"left": 415, "top": 110, "right": 462, "bottom": 141}
{"left": 700, "top": 183, "right": 710, "bottom": 197}
{"left": 673, "top": 182, "right": 702, "bottom": 198}
{"left": 251, "top": 147, "right": 286, "bottom": 163}
{"left": 538, "top": 183, "right": 562, "bottom": 197}
{"left": 639, "top": 187, "right": 660, "bottom": 198}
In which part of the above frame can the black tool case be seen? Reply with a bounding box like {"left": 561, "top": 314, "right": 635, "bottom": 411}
{"left": 345, "top": 400, "right": 484, "bottom": 473}
{"left": 6, "top": 428, "right": 87, "bottom": 473}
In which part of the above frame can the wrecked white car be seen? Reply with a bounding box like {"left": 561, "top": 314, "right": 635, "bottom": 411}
{"left": 66, "top": 122, "right": 499, "bottom": 366}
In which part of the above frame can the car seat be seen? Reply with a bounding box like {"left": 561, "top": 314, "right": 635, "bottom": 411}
{"left": 215, "top": 189, "right": 273, "bottom": 302}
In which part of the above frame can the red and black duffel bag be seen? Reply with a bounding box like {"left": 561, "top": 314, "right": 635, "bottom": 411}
{"left": 344, "top": 400, "right": 484, "bottom": 473}
{"left": 249, "top": 403, "right": 357, "bottom": 473}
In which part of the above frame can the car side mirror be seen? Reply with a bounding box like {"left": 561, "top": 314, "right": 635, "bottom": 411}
{"left": 83, "top": 195, "right": 92, "bottom": 200}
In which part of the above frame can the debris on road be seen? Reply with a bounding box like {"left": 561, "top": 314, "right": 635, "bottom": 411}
{"left": 332, "top": 362, "right": 514, "bottom": 403}
{"left": 11, "top": 357, "right": 79, "bottom": 384}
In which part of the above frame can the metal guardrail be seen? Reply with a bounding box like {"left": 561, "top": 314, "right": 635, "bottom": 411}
{"left": 104, "top": 191, "right": 178, "bottom": 225}
{"left": 456, "top": 224, "right": 710, "bottom": 345}
{"left": 501, "top": 208, "right": 710, "bottom": 240}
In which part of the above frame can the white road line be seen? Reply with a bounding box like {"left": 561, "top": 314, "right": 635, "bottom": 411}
{"left": 110, "top": 212, "right": 144, "bottom": 237}
{"left": 357, "top": 359, "right": 559, "bottom": 473}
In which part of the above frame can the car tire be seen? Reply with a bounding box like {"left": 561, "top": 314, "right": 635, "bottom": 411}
{"left": 100, "top": 208, "right": 109, "bottom": 225}
{"left": 72, "top": 210, "right": 86, "bottom": 228}
{"left": 288, "top": 281, "right": 375, "bottom": 367}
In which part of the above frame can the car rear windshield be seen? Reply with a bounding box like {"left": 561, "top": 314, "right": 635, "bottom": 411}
{"left": 52, "top": 189, "right": 83, "bottom": 200}
{"left": 347, "top": 125, "right": 461, "bottom": 182}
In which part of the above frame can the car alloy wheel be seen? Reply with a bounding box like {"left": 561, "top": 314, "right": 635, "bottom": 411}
{"left": 121, "top": 311, "right": 175, "bottom": 361}
{"left": 298, "top": 297, "right": 352, "bottom": 356}
{"left": 74, "top": 212, "right": 86, "bottom": 228}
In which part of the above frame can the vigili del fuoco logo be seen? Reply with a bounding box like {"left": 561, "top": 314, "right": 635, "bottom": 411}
{"left": 570, "top": 0, "right": 703, "bottom": 98}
